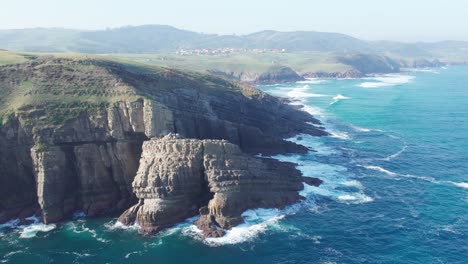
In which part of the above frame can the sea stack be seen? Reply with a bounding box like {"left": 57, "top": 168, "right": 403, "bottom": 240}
{"left": 118, "top": 134, "right": 305, "bottom": 237}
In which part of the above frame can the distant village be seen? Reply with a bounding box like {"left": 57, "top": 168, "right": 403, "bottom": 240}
{"left": 175, "top": 48, "right": 287, "bottom": 56}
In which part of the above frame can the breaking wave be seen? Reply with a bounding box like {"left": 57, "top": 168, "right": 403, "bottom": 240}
{"left": 66, "top": 221, "right": 109, "bottom": 243}
{"left": 330, "top": 94, "right": 351, "bottom": 105}
{"left": 359, "top": 165, "right": 468, "bottom": 190}
{"left": 358, "top": 165, "right": 397, "bottom": 176}
{"left": 380, "top": 145, "right": 407, "bottom": 161}
{"left": 359, "top": 74, "right": 415, "bottom": 88}
{"left": 20, "top": 223, "right": 56, "bottom": 239}
{"left": 0, "top": 215, "right": 56, "bottom": 239}
{"left": 287, "top": 85, "right": 331, "bottom": 99}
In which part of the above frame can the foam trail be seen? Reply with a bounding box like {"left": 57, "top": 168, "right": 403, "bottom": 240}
{"left": 447, "top": 181, "right": 468, "bottom": 189}
{"left": 359, "top": 165, "right": 397, "bottom": 176}
{"left": 341, "top": 180, "right": 364, "bottom": 189}
{"left": 287, "top": 85, "right": 330, "bottom": 99}
{"left": 180, "top": 207, "right": 296, "bottom": 247}
{"left": 330, "top": 131, "right": 351, "bottom": 140}
{"left": 104, "top": 220, "right": 140, "bottom": 231}
{"left": 20, "top": 223, "right": 56, "bottom": 238}
{"left": 380, "top": 145, "right": 407, "bottom": 161}
{"left": 359, "top": 165, "right": 468, "bottom": 190}
{"left": 125, "top": 251, "right": 143, "bottom": 259}
{"left": 359, "top": 74, "right": 415, "bottom": 88}
{"left": 330, "top": 94, "right": 351, "bottom": 105}
{"left": 67, "top": 221, "right": 110, "bottom": 243}
{"left": 349, "top": 125, "right": 371, "bottom": 132}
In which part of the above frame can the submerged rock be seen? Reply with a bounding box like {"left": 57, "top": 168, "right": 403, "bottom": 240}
{"left": 119, "top": 134, "right": 304, "bottom": 237}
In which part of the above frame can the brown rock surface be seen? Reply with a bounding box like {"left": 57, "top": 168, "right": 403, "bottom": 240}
{"left": 0, "top": 58, "right": 325, "bottom": 225}
{"left": 119, "top": 134, "right": 304, "bottom": 236}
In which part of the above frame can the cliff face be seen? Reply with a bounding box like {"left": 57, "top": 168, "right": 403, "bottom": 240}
{"left": 118, "top": 135, "right": 304, "bottom": 237}
{"left": 208, "top": 66, "right": 303, "bottom": 84}
{"left": 0, "top": 57, "right": 325, "bottom": 225}
{"left": 0, "top": 101, "right": 145, "bottom": 224}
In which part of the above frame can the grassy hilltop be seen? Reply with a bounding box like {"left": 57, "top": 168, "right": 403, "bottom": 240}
{"left": 0, "top": 51, "right": 262, "bottom": 127}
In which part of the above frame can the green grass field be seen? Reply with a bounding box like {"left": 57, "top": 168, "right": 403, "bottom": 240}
{"left": 0, "top": 51, "right": 266, "bottom": 127}
{"left": 110, "top": 51, "right": 352, "bottom": 75}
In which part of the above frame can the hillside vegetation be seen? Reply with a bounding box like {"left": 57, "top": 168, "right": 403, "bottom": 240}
{"left": 0, "top": 25, "right": 467, "bottom": 62}
{"left": 0, "top": 52, "right": 261, "bottom": 127}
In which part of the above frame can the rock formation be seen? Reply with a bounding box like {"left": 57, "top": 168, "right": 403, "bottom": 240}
{"left": 208, "top": 66, "right": 304, "bottom": 84}
{"left": 0, "top": 57, "right": 326, "bottom": 225}
{"left": 118, "top": 134, "right": 304, "bottom": 237}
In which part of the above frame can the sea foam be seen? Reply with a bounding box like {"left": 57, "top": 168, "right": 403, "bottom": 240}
{"left": 287, "top": 85, "right": 330, "bottom": 99}
{"left": 330, "top": 94, "right": 351, "bottom": 105}
{"left": 20, "top": 223, "right": 56, "bottom": 238}
{"left": 358, "top": 165, "right": 397, "bottom": 176}
{"left": 359, "top": 74, "right": 415, "bottom": 88}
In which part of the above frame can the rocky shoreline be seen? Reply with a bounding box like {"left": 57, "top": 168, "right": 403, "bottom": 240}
{"left": 118, "top": 134, "right": 318, "bottom": 237}
{"left": 0, "top": 57, "right": 326, "bottom": 236}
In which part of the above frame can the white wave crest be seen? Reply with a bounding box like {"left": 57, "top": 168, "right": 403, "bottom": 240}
{"left": 448, "top": 181, "right": 468, "bottom": 189}
{"left": 360, "top": 165, "right": 468, "bottom": 191}
{"left": 380, "top": 145, "right": 407, "bottom": 161}
{"left": 341, "top": 180, "right": 364, "bottom": 189}
{"left": 67, "top": 221, "right": 110, "bottom": 243}
{"left": 337, "top": 194, "right": 374, "bottom": 203}
{"left": 349, "top": 125, "right": 371, "bottom": 132}
{"left": 20, "top": 223, "right": 56, "bottom": 238}
{"left": 330, "top": 131, "right": 351, "bottom": 140}
{"left": 104, "top": 220, "right": 140, "bottom": 231}
{"left": 179, "top": 207, "right": 297, "bottom": 247}
{"left": 0, "top": 215, "right": 55, "bottom": 239}
{"left": 330, "top": 94, "right": 351, "bottom": 105}
{"left": 359, "top": 165, "right": 397, "bottom": 176}
{"left": 359, "top": 74, "right": 415, "bottom": 88}
{"left": 287, "top": 85, "right": 330, "bottom": 99}
{"left": 125, "top": 251, "right": 143, "bottom": 259}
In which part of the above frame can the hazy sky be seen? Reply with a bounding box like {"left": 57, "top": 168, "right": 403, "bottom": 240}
{"left": 1, "top": 0, "right": 467, "bottom": 42}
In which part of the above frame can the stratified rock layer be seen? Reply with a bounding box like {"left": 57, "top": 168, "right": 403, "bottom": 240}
{"left": 0, "top": 58, "right": 325, "bottom": 225}
{"left": 118, "top": 134, "right": 304, "bottom": 236}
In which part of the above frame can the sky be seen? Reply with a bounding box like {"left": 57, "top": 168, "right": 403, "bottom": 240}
{"left": 1, "top": 0, "right": 467, "bottom": 42}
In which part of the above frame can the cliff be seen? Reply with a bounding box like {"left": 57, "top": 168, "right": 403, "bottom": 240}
{"left": 118, "top": 135, "right": 305, "bottom": 237}
{"left": 207, "top": 66, "right": 303, "bottom": 84}
{"left": 0, "top": 56, "right": 326, "bottom": 225}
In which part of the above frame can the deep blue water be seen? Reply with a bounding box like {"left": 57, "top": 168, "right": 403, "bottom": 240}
{"left": 1, "top": 67, "right": 467, "bottom": 263}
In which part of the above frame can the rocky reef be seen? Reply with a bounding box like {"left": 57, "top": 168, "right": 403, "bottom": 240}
{"left": 118, "top": 134, "right": 305, "bottom": 237}
{"left": 0, "top": 57, "right": 326, "bottom": 226}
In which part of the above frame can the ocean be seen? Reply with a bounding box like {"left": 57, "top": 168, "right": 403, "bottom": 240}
{"left": 1, "top": 66, "right": 467, "bottom": 264}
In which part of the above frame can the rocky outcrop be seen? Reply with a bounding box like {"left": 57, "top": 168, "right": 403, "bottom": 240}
{"left": 118, "top": 135, "right": 304, "bottom": 237}
{"left": 0, "top": 58, "right": 326, "bottom": 225}
{"left": 208, "top": 66, "right": 303, "bottom": 84}
{"left": 336, "top": 54, "right": 400, "bottom": 74}
{"left": 304, "top": 70, "right": 364, "bottom": 79}
{"left": 255, "top": 66, "right": 304, "bottom": 84}
{"left": 401, "top": 58, "right": 446, "bottom": 68}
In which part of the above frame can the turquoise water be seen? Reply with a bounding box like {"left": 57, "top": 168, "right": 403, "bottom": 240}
{"left": 1, "top": 67, "right": 467, "bottom": 263}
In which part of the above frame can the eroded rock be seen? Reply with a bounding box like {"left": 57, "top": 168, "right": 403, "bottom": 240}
{"left": 119, "top": 134, "right": 304, "bottom": 237}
